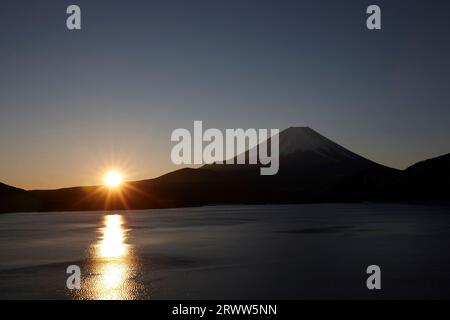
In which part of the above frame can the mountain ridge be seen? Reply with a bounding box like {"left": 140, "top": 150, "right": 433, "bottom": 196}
{"left": 0, "top": 128, "right": 448, "bottom": 213}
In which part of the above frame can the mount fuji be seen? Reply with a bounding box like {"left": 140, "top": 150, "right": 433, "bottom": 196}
{"left": 1, "top": 127, "right": 448, "bottom": 213}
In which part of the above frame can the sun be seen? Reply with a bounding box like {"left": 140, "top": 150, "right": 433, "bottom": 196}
{"left": 104, "top": 170, "right": 123, "bottom": 188}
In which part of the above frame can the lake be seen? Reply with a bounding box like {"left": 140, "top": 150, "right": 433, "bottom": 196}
{"left": 0, "top": 204, "right": 450, "bottom": 299}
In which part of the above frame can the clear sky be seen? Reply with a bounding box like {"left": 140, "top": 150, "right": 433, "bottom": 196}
{"left": 1, "top": 0, "right": 449, "bottom": 189}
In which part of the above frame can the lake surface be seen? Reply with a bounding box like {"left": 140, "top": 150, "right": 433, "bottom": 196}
{"left": 1, "top": 204, "right": 450, "bottom": 299}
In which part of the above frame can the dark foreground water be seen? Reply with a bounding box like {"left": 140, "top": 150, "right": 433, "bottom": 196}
{"left": 1, "top": 204, "right": 450, "bottom": 299}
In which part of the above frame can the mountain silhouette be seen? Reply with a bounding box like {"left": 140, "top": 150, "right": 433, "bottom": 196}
{"left": 0, "top": 183, "right": 37, "bottom": 213}
{"left": 206, "top": 127, "right": 391, "bottom": 176}
{"left": 386, "top": 153, "right": 450, "bottom": 202}
{"left": 0, "top": 128, "right": 448, "bottom": 213}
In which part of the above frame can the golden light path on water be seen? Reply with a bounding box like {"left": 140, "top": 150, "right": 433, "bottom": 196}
{"left": 99, "top": 215, "right": 127, "bottom": 259}
{"left": 74, "top": 214, "right": 144, "bottom": 300}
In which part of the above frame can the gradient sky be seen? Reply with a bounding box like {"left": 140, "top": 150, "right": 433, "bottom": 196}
{"left": 1, "top": 0, "right": 449, "bottom": 189}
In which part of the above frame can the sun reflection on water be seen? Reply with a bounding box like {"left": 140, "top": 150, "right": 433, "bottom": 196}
{"left": 73, "top": 214, "right": 144, "bottom": 300}
{"left": 99, "top": 215, "right": 127, "bottom": 258}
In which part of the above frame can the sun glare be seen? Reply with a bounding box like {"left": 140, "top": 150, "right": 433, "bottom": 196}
{"left": 104, "top": 171, "right": 123, "bottom": 188}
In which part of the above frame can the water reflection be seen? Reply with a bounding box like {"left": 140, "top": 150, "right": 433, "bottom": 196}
{"left": 74, "top": 214, "right": 144, "bottom": 300}
{"left": 99, "top": 215, "right": 128, "bottom": 258}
